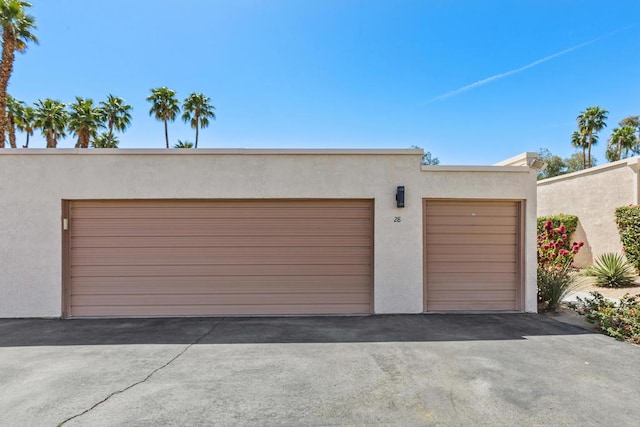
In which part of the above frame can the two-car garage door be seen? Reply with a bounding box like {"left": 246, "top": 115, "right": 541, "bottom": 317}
{"left": 65, "top": 200, "right": 373, "bottom": 317}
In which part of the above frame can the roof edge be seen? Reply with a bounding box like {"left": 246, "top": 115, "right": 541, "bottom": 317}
{"left": 0, "top": 148, "right": 424, "bottom": 155}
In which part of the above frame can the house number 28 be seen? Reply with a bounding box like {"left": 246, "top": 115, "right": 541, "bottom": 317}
{"left": 394, "top": 216, "right": 401, "bottom": 223}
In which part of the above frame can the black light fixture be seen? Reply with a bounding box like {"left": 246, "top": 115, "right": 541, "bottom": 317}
{"left": 396, "top": 186, "right": 405, "bottom": 208}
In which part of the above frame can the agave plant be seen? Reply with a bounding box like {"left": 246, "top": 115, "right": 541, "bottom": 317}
{"left": 584, "top": 253, "right": 636, "bottom": 288}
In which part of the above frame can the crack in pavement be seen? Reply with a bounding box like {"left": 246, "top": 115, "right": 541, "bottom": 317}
{"left": 56, "top": 320, "right": 223, "bottom": 427}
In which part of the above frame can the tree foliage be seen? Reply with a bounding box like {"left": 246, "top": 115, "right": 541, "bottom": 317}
{"left": 33, "top": 98, "right": 67, "bottom": 148}
{"left": 0, "top": 0, "right": 37, "bottom": 148}
{"left": 607, "top": 126, "right": 638, "bottom": 162}
{"left": 576, "top": 106, "right": 608, "bottom": 169}
{"left": 91, "top": 132, "right": 118, "bottom": 148}
{"left": 536, "top": 148, "right": 597, "bottom": 180}
{"left": 410, "top": 145, "right": 440, "bottom": 165}
{"left": 99, "top": 94, "right": 132, "bottom": 141}
{"left": 147, "top": 87, "right": 180, "bottom": 149}
{"left": 182, "top": 92, "right": 215, "bottom": 148}
{"left": 174, "top": 140, "right": 193, "bottom": 148}
{"left": 68, "top": 97, "right": 102, "bottom": 148}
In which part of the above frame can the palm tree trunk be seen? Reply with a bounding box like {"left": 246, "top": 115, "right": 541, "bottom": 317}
{"left": 8, "top": 121, "right": 16, "bottom": 148}
{"left": 582, "top": 147, "right": 586, "bottom": 169}
{"left": 0, "top": 29, "right": 16, "bottom": 149}
{"left": 195, "top": 122, "right": 199, "bottom": 149}
{"left": 46, "top": 133, "right": 56, "bottom": 148}
{"left": 587, "top": 140, "right": 592, "bottom": 168}
{"left": 23, "top": 132, "right": 29, "bottom": 148}
{"left": 619, "top": 138, "right": 623, "bottom": 160}
{"left": 164, "top": 119, "right": 169, "bottom": 149}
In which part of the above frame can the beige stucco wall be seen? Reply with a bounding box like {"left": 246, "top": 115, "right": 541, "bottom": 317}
{"left": 537, "top": 157, "right": 640, "bottom": 267}
{"left": 0, "top": 149, "right": 538, "bottom": 317}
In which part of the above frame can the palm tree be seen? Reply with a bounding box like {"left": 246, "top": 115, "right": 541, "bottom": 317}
{"left": 571, "top": 130, "right": 588, "bottom": 169}
{"left": 174, "top": 140, "right": 193, "bottom": 148}
{"left": 16, "top": 104, "right": 34, "bottom": 147}
{"left": 619, "top": 116, "right": 640, "bottom": 156}
{"left": 607, "top": 126, "right": 638, "bottom": 161}
{"left": 577, "top": 106, "right": 608, "bottom": 168}
{"left": 5, "top": 94, "right": 24, "bottom": 148}
{"left": 99, "top": 94, "right": 132, "bottom": 141}
{"left": 91, "top": 132, "right": 118, "bottom": 148}
{"left": 182, "top": 93, "right": 215, "bottom": 148}
{"left": 147, "top": 87, "right": 180, "bottom": 148}
{"left": 0, "top": 0, "right": 37, "bottom": 148}
{"left": 68, "top": 97, "right": 102, "bottom": 148}
{"left": 33, "top": 98, "right": 67, "bottom": 148}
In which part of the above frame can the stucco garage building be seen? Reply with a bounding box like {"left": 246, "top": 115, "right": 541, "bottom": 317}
{"left": 538, "top": 156, "right": 640, "bottom": 266}
{"left": 0, "top": 149, "right": 538, "bottom": 317}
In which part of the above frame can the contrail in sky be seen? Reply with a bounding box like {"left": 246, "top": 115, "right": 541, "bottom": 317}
{"left": 424, "top": 27, "right": 632, "bottom": 105}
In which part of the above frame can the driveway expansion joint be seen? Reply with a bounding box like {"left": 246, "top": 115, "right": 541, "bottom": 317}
{"left": 56, "top": 319, "right": 223, "bottom": 427}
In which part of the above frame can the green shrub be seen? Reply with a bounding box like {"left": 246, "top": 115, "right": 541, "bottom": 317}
{"left": 537, "top": 214, "right": 579, "bottom": 243}
{"left": 537, "top": 268, "right": 573, "bottom": 311}
{"left": 577, "top": 292, "right": 640, "bottom": 344}
{"left": 614, "top": 205, "right": 640, "bottom": 273}
{"left": 584, "top": 253, "right": 636, "bottom": 288}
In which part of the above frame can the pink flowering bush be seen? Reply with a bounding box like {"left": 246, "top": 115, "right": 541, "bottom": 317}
{"left": 537, "top": 220, "right": 584, "bottom": 310}
{"left": 537, "top": 220, "right": 584, "bottom": 271}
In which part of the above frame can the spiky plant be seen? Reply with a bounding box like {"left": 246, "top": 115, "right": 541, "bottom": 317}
{"left": 584, "top": 253, "right": 636, "bottom": 288}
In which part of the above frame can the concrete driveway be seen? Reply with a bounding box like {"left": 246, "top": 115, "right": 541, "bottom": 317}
{"left": 0, "top": 314, "right": 638, "bottom": 426}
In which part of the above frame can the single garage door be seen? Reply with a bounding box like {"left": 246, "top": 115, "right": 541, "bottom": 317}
{"left": 424, "top": 200, "right": 521, "bottom": 312}
{"left": 65, "top": 199, "right": 373, "bottom": 317}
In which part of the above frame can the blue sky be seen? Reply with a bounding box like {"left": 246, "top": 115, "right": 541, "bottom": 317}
{"left": 9, "top": 0, "right": 640, "bottom": 164}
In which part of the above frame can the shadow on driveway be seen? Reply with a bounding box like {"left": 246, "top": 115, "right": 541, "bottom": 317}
{"left": 0, "top": 314, "right": 592, "bottom": 347}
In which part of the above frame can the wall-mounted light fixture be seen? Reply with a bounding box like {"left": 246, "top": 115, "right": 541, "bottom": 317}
{"left": 396, "top": 186, "right": 405, "bottom": 208}
{"left": 528, "top": 157, "right": 547, "bottom": 170}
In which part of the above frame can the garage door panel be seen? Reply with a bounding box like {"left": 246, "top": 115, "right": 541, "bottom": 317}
{"left": 72, "top": 263, "right": 371, "bottom": 278}
{"left": 71, "top": 246, "right": 371, "bottom": 266}
{"left": 425, "top": 203, "right": 517, "bottom": 217}
{"left": 67, "top": 199, "right": 373, "bottom": 317}
{"left": 427, "top": 272, "right": 517, "bottom": 283}
{"left": 72, "top": 278, "right": 372, "bottom": 295}
{"left": 427, "top": 262, "right": 516, "bottom": 273}
{"left": 427, "top": 281, "right": 517, "bottom": 291}
{"left": 428, "top": 244, "right": 516, "bottom": 255}
{"left": 427, "top": 250, "right": 516, "bottom": 262}
{"left": 423, "top": 301, "right": 516, "bottom": 312}
{"left": 426, "top": 225, "right": 515, "bottom": 235}
{"left": 425, "top": 216, "right": 518, "bottom": 227}
{"left": 72, "top": 292, "right": 371, "bottom": 307}
{"left": 425, "top": 200, "right": 520, "bottom": 312}
{"left": 73, "top": 200, "right": 369, "bottom": 210}
{"left": 71, "top": 235, "right": 372, "bottom": 248}
{"left": 426, "top": 234, "right": 515, "bottom": 245}
{"left": 70, "top": 304, "right": 371, "bottom": 317}
{"left": 71, "top": 206, "right": 372, "bottom": 220}
{"left": 71, "top": 218, "right": 371, "bottom": 237}
{"left": 428, "top": 290, "right": 516, "bottom": 303}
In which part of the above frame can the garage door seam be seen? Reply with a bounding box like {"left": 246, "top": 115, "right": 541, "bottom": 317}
{"left": 56, "top": 319, "right": 224, "bottom": 427}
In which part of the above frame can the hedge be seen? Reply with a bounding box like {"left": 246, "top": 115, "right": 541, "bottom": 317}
{"left": 614, "top": 205, "right": 640, "bottom": 273}
{"left": 537, "top": 214, "right": 579, "bottom": 240}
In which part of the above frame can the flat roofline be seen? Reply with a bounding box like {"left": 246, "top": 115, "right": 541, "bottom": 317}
{"left": 421, "top": 165, "right": 529, "bottom": 173}
{"left": 0, "top": 148, "right": 424, "bottom": 155}
{"left": 537, "top": 155, "right": 640, "bottom": 185}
